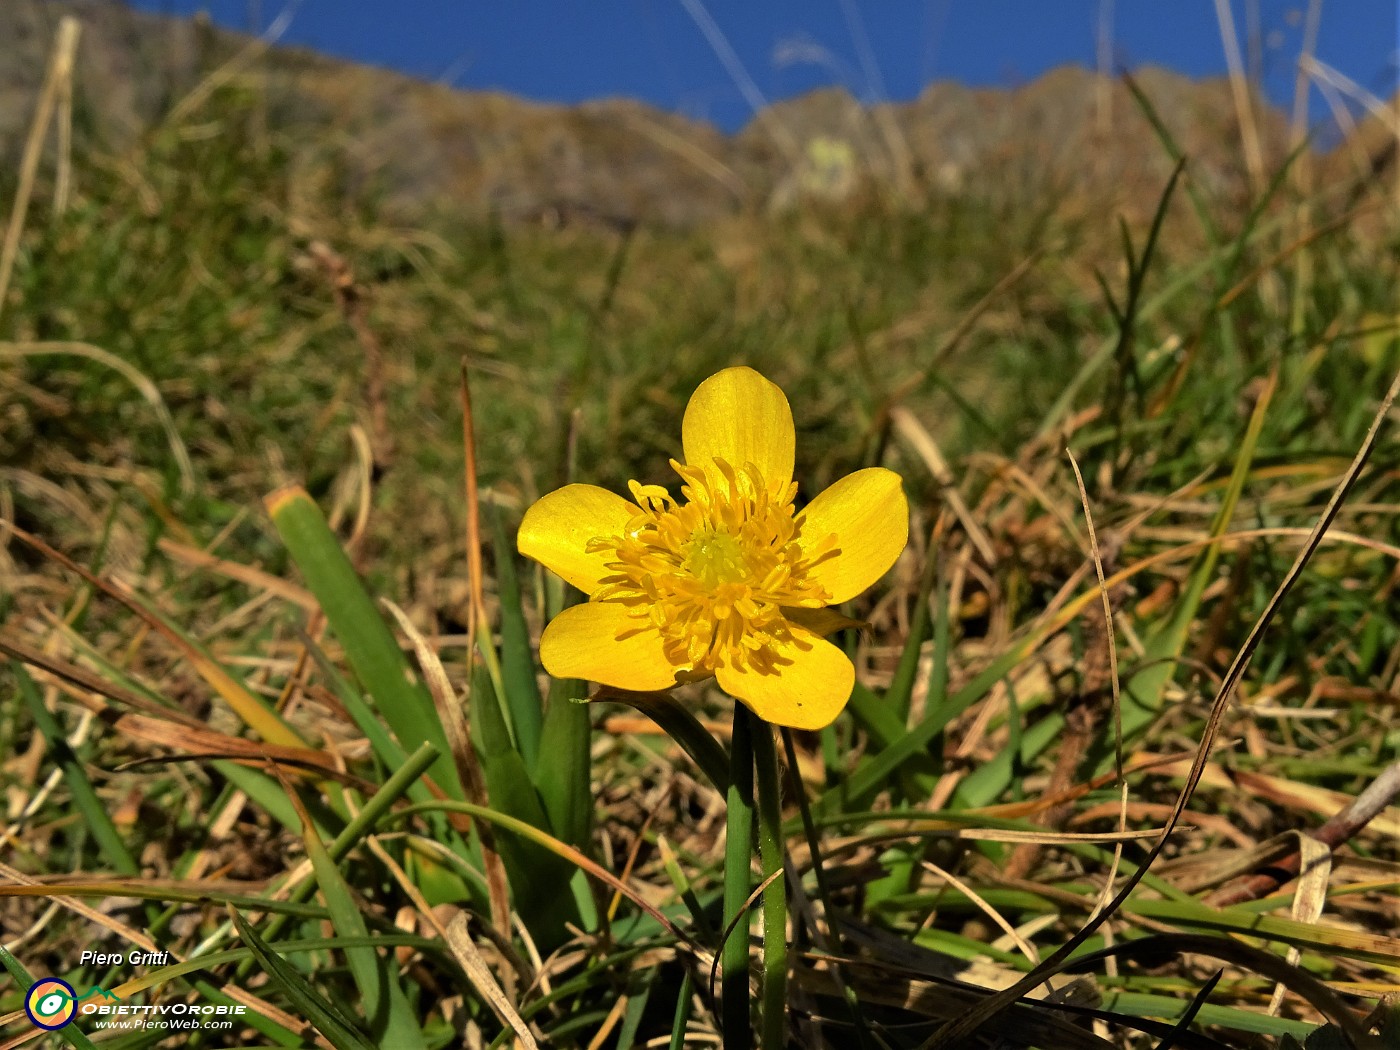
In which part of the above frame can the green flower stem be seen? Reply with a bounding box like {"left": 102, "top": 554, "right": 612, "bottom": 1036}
{"left": 721, "top": 704, "right": 756, "bottom": 1049}
{"left": 752, "top": 719, "right": 788, "bottom": 1048}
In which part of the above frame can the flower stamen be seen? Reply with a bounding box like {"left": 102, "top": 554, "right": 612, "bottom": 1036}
{"left": 587, "top": 458, "right": 835, "bottom": 675}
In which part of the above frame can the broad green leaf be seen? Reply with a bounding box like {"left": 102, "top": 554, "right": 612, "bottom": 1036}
{"left": 470, "top": 663, "right": 580, "bottom": 947}
{"left": 535, "top": 674, "right": 593, "bottom": 849}
{"left": 493, "top": 508, "right": 543, "bottom": 767}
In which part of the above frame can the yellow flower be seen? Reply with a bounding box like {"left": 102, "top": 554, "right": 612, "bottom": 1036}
{"left": 518, "top": 367, "right": 908, "bottom": 730}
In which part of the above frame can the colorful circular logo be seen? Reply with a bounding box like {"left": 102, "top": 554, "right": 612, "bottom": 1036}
{"left": 25, "top": 978, "right": 77, "bottom": 1030}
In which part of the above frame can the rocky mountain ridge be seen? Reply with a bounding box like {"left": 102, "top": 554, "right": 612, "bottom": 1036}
{"left": 1, "top": 0, "right": 1394, "bottom": 227}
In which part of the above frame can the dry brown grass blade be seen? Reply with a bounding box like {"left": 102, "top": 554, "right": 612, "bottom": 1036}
{"left": 1212, "top": 0, "right": 1266, "bottom": 196}
{"left": 922, "top": 366, "right": 1400, "bottom": 1049}
{"left": 952, "top": 827, "right": 1165, "bottom": 846}
{"left": 308, "top": 243, "right": 394, "bottom": 475}
{"left": 890, "top": 405, "right": 997, "bottom": 565}
{"left": 460, "top": 361, "right": 487, "bottom": 638}
{"left": 157, "top": 537, "right": 317, "bottom": 610}
{"left": 342, "top": 424, "right": 375, "bottom": 560}
{"left": 707, "top": 868, "right": 784, "bottom": 1004}
{"left": 0, "top": 17, "right": 79, "bottom": 329}
{"left": 1005, "top": 447, "right": 1123, "bottom": 882}
{"left": 921, "top": 859, "right": 1040, "bottom": 968}
{"left": 0, "top": 519, "right": 304, "bottom": 748}
{"left": 382, "top": 599, "right": 513, "bottom": 941}
{"left": 0, "top": 876, "right": 276, "bottom": 898}
{"left": 1217, "top": 199, "right": 1385, "bottom": 312}
{"left": 971, "top": 749, "right": 1205, "bottom": 822}
{"left": 868, "top": 249, "right": 1044, "bottom": 389}
{"left": 0, "top": 627, "right": 205, "bottom": 730}
{"left": 1066, "top": 448, "right": 1122, "bottom": 782}
{"left": 619, "top": 109, "right": 745, "bottom": 198}
{"left": 1268, "top": 834, "right": 1332, "bottom": 1017}
{"left": 608, "top": 794, "right": 663, "bottom": 924}
{"left": 1071, "top": 801, "right": 1251, "bottom": 850}
{"left": 444, "top": 913, "right": 540, "bottom": 1049}
{"left": 158, "top": 5, "right": 291, "bottom": 129}
{"left": 446, "top": 362, "right": 522, "bottom": 943}
{"left": 110, "top": 712, "right": 358, "bottom": 783}
{"left": 1210, "top": 761, "right": 1400, "bottom": 907}
{"left": 1012, "top": 521, "right": 1400, "bottom": 701}
{"left": 1065, "top": 448, "right": 1130, "bottom": 933}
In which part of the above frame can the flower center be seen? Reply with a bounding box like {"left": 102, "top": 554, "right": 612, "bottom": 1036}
{"left": 681, "top": 528, "right": 748, "bottom": 587}
{"left": 587, "top": 458, "right": 836, "bottom": 675}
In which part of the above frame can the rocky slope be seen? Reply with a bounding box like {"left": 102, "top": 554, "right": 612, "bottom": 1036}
{"left": 0, "top": 0, "right": 1391, "bottom": 227}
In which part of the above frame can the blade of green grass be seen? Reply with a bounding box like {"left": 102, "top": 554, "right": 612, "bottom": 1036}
{"left": 886, "top": 540, "right": 938, "bottom": 723}
{"left": 823, "top": 635, "right": 1038, "bottom": 812}
{"left": 293, "top": 625, "right": 428, "bottom": 801}
{"left": 230, "top": 908, "right": 377, "bottom": 1050}
{"left": 615, "top": 971, "right": 655, "bottom": 1050}
{"left": 952, "top": 714, "right": 1063, "bottom": 809}
{"left": 236, "top": 742, "right": 443, "bottom": 977}
{"left": 13, "top": 661, "right": 138, "bottom": 876}
{"left": 1119, "top": 371, "right": 1276, "bottom": 741}
{"left": 669, "top": 970, "right": 694, "bottom": 1050}
{"left": 0, "top": 940, "right": 103, "bottom": 1050}
{"left": 293, "top": 789, "right": 429, "bottom": 1050}
{"left": 265, "top": 486, "right": 458, "bottom": 799}
{"left": 1103, "top": 992, "right": 1314, "bottom": 1040}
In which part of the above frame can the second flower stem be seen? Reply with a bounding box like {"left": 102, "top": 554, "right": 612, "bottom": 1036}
{"left": 752, "top": 718, "right": 788, "bottom": 1048}
{"left": 722, "top": 704, "right": 755, "bottom": 1049}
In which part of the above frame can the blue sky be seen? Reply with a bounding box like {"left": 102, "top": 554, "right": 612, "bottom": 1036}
{"left": 129, "top": 1, "right": 1399, "bottom": 133}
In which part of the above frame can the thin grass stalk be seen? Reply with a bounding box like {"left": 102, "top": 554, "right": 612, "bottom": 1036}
{"left": 13, "top": 662, "right": 138, "bottom": 877}
{"left": 1212, "top": 0, "right": 1266, "bottom": 197}
{"left": 1287, "top": 0, "right": 1323, "bottom": 340}
{"left": 677, "top": 0, "right": 799, "bottom": 164}
{"left": 669, "top": 970, "right": 694, "bottom": 1050}
{"left": 0, "top": 17, "right": 79, "bottom": 330}
{"left": 721, "top": 704, "right": 756, "bottom": 1049}
{"left": 752, "top": 721, "right": 787, "bottom": 1047}
{"left": 233, "top": 742, "right": 440, "bottom": 978}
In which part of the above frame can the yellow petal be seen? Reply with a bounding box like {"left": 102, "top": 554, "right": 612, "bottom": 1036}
{"left": 518, "top": 484, "right": 637, "bottom": 596}
{"left": 682, "top": 367, "right": 795, "bottom": 493}
{"left": 717, "top": 625, "right": 854, "bottom": 730}
{"left": 797, "top": 467, "right": 908, "bottom": 604}
{"left": 540, "top": 602, "right": 678, "bottom": 692}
